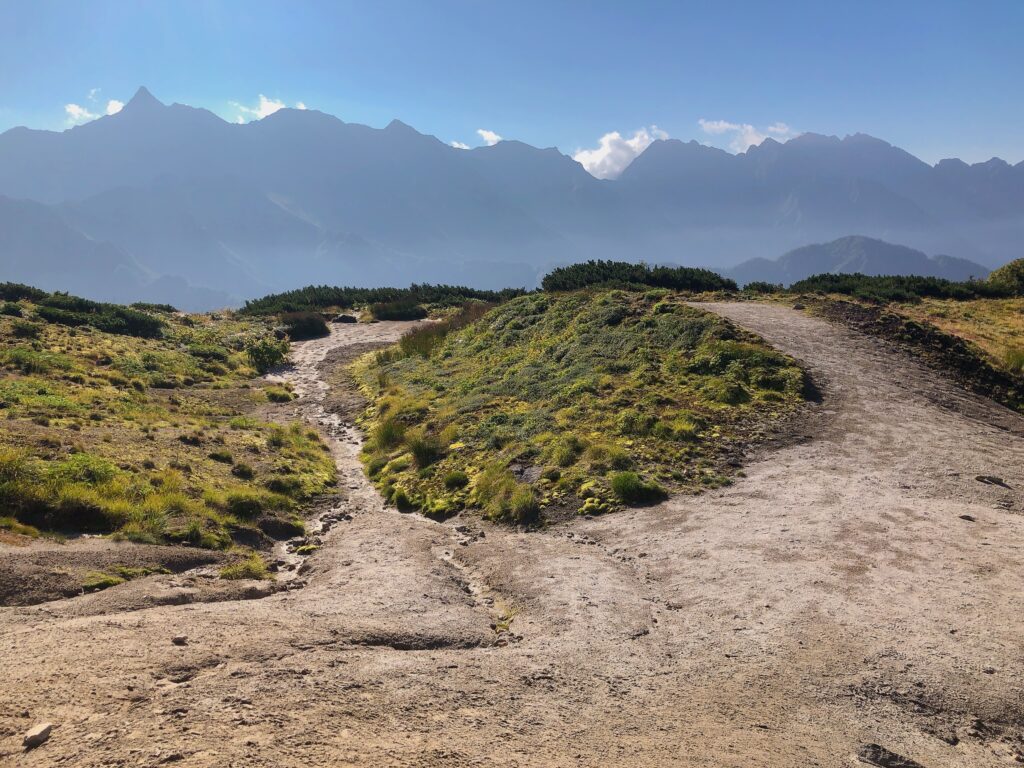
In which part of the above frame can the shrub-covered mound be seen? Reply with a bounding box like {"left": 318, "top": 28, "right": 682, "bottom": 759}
{"left": 542, "top": 260, "right": 737, "bottom": 293}
{"left": 987, "top": 258, "right": 1024, "bottom": 296}
{"left": 240, "top": 283, "right": 525, "bottom": 316}
{"left": 785, "top": 273, "right": 1011, "bottom": 303}
{"left": 355, "top": 289, "right": 810, "bottom": 524}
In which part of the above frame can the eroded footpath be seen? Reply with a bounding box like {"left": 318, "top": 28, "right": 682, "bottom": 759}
{"left": 2, "top": 306, "right": 1024, "bottom": 767}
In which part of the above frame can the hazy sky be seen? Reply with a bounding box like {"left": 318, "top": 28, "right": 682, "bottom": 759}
{"left": 1, "top": 0, "right": 1021, "bottom": 168}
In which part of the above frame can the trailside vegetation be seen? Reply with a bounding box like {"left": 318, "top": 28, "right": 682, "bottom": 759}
{"left": 541, "top": 260, "right": 737, "bottom": 293}
{"left": 0, "top": 289, "right": 168, "bottom": 338}
{"left": 987, "top": 258, "right": 1024, "bottom": 296}
{"left": 240, "top": 284, "right": 525, "bottom": 316}
{"left": 355, "top": 289, "right": 809, "bottom": 524}
{"left": 0, "top": 292, "right": 336, "bottom": 548}
{"left": 778, "top": 272, "right": 1016, "bottom": 304}
{"left": 280, "top": 311, "right": 330, "bottom": 340}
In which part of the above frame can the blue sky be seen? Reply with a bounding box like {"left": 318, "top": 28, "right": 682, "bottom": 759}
{"left": 1, "top": 0, "right": 1022, "bottom": 172}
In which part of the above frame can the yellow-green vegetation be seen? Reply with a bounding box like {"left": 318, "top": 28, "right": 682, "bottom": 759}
{"left": 0, "top": 297, "right": 336, "bottom": 548}
{"left": 220, "top": 551, "right": 271, "bottom": 580}
{"left": 896, "top": 297, "right": 1024, "bottom": 375}
{"left": 0, "top": 516, "right": 40, "bottom": 538}
{"left": 82, "top": 565, "right": 170, "bottom": 592}
{"left": 356, "top": 289, "right": 810, "bottom": 523}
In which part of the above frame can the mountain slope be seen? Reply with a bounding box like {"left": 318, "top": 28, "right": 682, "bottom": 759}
{"left": 0, "top": 87, "right": 1020, "bottom": 307}
{"left": 727, "top": 236, "right": 990, "bottom": 286}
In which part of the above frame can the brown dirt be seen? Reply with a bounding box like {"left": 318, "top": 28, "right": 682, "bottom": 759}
{"left": 2, "top": 306, "right": 1024, "bottom": 766}
{"left": 0, "top": 538, "right": 225, "bottom": 607}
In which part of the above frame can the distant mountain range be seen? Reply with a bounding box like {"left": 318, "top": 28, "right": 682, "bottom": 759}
{"left": 0, "top": 87, "right": 1021, "bottom": 309}
{"left": 726, "top": 236, "right": 989, "bottom": 286}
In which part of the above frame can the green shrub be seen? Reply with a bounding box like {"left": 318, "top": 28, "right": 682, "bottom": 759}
{"left": 365, "top": 454, "right": 389, "bottom": 477}
{"left": 1004, "top": 348, "right": 1024, "bottom": 374}
{"left": 2, "top": 347, "right": 71, "bottom": 374}
{"left": 390, "top": 485, "right": 416, "bottom": 511}
{"left": 245, "top": 336, "right": 288, "bottom": 373}
{"left": 406, "top": 429, "right": 442, "bottom": 467}
{"left": 241, "top": 284, "right": 521, "bottom": 316}
{"left": 397, "top": 302, "right": 495, "bottom": 358}
{"left": 231, "top": 462, "right": 255, "bottom": 479}
{"left": 472, "top": 464, "right": 538, "bottom": 524}
{"left": 788, "top": 273, "right": 1009, "bottom": 303}
{"left": 609, "top": 471, "right": 667, "bottom": 504}
{"left": 220, "top": 552, "right": 270, "bottom": 580}
{"left": 1, "top": 302, "right": 23, "bottom": 317}
{"left": 0, "top": 282, "right": 47, "bottom": 302}
{"left": 222, "top": 489, "right": 292, "bottom": 518}
{"left": 617, "top": 409, "right": 656, "bottom": 436}
{"left": 265, "top": 386, "right": 295, "bottom": 402}
{"left": 49, "top": 453, "right": 119, "bottom": 484}
{"left": 281, "top": 311, "right": 330, "bottom": 340}
{"left": 507, "top": 485, "right": 540, "bottom": 524}
{"left": 370, "top": 300, "right": 428, "bottom": 321}
{"left": 35, "top": 294, "right": 165, "bottom": 338}
{"left": 130, "top": 302, "right": 178, "bottom": 313}
{"left": 208, "top": 450, "right": 234, "bottom": 464}
{"left": 0, "top": 516, "right": 39, "bottom": 537}
{"left": 545, "top": 435, "right": 585, "bottom": 467}
{"left": 11, "top": 320, "right": 42, "bottom": 339}
{"left": 188, "top": 343, "right": 229, "bottom": 362}
{"left": 83, "top": 571, "right": 126, "bottom": 592}
{"left": 541, "top": 260, "right": 736, "bottom": 293}
{"left": 372, "top": 417, "right": 406, "bottom": 449}
{"left": 584, "top": 442, "right": 632, "bottom": 471}
{"left": 652, "top": 417, "right": 700, "bottom": 441}
{"left": 265, "top": 475, "right": 303, "bottom": 495}
{"left": 743, "top": 281, "right": 783, "bottom": 294}
{"left": 443, "top": 470, "right": 470, "bottom": 489}
{"left": 988, "top": 258, "right": 1024, "bottom": 295}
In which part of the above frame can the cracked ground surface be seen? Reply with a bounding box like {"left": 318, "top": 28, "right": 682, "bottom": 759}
{"left": 2, "top": 304, "right": 1024, "bottom": 767}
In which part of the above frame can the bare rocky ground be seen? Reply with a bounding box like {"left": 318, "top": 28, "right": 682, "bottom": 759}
{"left": 2, "top": 305, "right": 1023, "bottom": 767}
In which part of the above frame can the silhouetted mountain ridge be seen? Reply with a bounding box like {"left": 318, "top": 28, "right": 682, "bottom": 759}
{"left": 0, "top": 87, "right": 1020, "bottom": 308}
{"left": 727, "top": 236, "right": 989, "bottom": 286}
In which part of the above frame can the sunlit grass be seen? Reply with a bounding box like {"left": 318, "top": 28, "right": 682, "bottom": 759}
{"left": 355, "top": 289, "right": 809, "bottom": 522}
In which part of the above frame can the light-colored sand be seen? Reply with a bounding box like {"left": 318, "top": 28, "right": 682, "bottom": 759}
{"left": 2, "top": 305, "right": 1023, "bottom": 767}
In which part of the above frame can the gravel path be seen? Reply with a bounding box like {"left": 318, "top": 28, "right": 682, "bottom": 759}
{"left": 2, "top": 305, "right": 1023, "bottom": 767}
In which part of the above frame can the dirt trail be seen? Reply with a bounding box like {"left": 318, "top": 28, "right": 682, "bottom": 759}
{"left": 3, "top": 305, "right": 1024, "bottom": 767}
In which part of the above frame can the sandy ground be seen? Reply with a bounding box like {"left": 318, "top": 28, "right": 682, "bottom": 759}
{"left": 2, "top": 304, "right": 1023, "bottom": 767}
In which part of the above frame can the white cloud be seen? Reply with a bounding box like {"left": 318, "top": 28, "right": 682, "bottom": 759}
{"left": 106, "top": 99, "right": 124, "bottom": 115}
{"left": 696, "top": 119, "right": 738, "bottom": 136}
{"left": 64, "top": 103, "right": 98, "bottom": 124}
{"left": 698, "top": 118, "right": 799, "bottom": 153}
{"left": 450, "top": 140, "right": 470, "bottom": 150}
{"left": 232, "top": 94, "right": 307, "bottom": 122}
{"left": 572, "top": 126, "right": 668, "bottom": 179}
{"left": 476, "top": 128, "right": 502, "bottom": 146}
{"left": 87, "top": 87, "right": 100, "bottom": 101}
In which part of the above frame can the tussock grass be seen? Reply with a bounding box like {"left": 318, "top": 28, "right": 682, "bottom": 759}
{"left": 220, "top": 552, "right": 271, "bottom": 580}
{"left": 0, "top": 296, "right": 336, "bottom": 550}
{"left": 356, "top": 289, "right": 808, "bottom": 523}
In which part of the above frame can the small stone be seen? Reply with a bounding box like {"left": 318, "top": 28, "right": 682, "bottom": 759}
{"left": 983, "top": 666, "right": 996, "bottom": 674}
{"left": 171, "top": 635, "right": 188, "bottom": 646}
{"left": 23, "top": 722, "right": 52, "bottom": 749}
